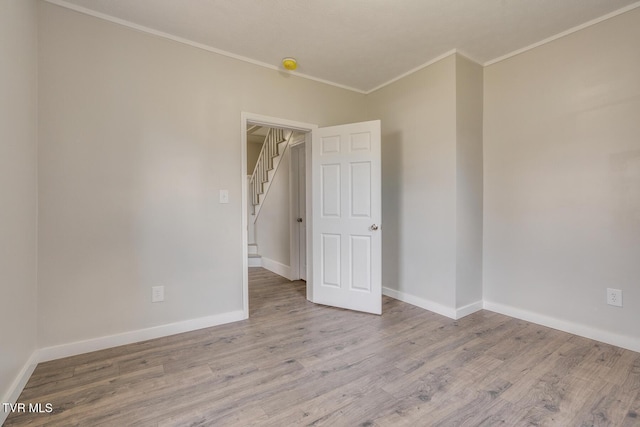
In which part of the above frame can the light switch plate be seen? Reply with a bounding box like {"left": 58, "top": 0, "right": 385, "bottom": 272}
{"left": 219, "top": 189, "right": 229, "bottom": 204}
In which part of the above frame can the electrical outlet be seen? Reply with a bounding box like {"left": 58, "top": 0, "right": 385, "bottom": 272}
{"left": 152, "top": 286, "right": 165, "bottom": 303}
{"left": 606, "top": 288, "right": 622, "bottom": 307}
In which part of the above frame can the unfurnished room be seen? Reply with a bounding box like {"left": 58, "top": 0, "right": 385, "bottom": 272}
{"left": 1, "top": 0, "right": 639, "bottom": 425}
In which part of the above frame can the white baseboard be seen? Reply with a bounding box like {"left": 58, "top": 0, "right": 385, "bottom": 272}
{"left": 383, "top": 287, "right": 457, "bottom": 319}
{"left": 456, "top": 300, "right": 484, "bottom": 319}
{"left": 383, "top": 287, "right": 482, "bottom": 320}
{"left": 37, "top": 310, "right": 246, "bottom": 363}
{"left": 382, "top": 289, "right": 639, "bottom": 351}
{"left": 483, "top": 300, "right": 640, "bottom": 353}
{"left": 1, "top": 351, "right": 39, "bottom": 425}
{"left": 261, "top": 257, "right": 292, "bottom": 280}
{"left": 1, "top": 310, "right": 246, "bottom": 423}
{"left": 248, "top": 256, "right": 262, "bottom": 267}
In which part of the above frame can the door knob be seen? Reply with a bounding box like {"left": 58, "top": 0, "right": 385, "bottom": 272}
{"left": 369, "top": 224, "right": 379, "bottom": 231}
{"left": 297, "top": 218, "right": 303, "bottom": 223}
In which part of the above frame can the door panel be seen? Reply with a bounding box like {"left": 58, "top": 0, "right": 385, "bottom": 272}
{"left": 312, "top": 120, "right": 381, "bottom": 314}
{"left": 350, "top": 235, "right": 371, "bottom": 291}
{"left": 321, "top": 234, "right": 341, "bottom": 287}
{"left": 321, "top": 164, "right": 341, "bottom": 217}
{"left": 350, "top": 162, "right": 371, "bottom": 217}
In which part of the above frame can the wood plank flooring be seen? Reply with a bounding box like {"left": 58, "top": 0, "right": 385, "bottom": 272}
{"left": 5, "top": 268, "right": 640, "bottom": 426}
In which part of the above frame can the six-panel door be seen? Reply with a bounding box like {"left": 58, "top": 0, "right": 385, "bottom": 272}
{"left": 311, "top": 120, "right": 381, "bottom": 314}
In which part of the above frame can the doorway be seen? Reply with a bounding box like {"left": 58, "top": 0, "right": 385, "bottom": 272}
{"left": 241, "top": 114, "right": 382, "bottom": 318}
{"left": 241, "top": 113, "right": 317, "bottom": 318}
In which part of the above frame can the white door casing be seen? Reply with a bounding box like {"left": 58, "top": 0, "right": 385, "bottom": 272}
{"left": 290, "top": 140, "right": 307, "bottom": 282}
{"left": 296, "top": 144, "right": 307, "bottom": 281}
{"left": 241, "top": 113, "right": 317, "bottom": 318}
{"left": 311, "top": 120, "right": 382, "bottom": 314}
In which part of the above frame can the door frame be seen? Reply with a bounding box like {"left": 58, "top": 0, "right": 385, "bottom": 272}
{"left": 241, "top": 112, "right": 317, "bottom": 318}
{"left": 289, "top": 138, "right": 307, "bottom": 282}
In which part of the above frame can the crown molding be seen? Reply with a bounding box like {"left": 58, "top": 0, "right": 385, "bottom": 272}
{"left": 43, "top": 0, "right": 367, "bottom": 94}
{"left": 484, "top": 1, "right": 640, "bottom": 66}
{"left": 44, "top": 0, "right": 640, "bottom": 93}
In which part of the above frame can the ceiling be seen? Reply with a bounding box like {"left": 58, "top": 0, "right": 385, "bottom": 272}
{"left": 50, "top": 0, "right": 640, "bottom": 93}
{"left": 247, "top": 125, "right": 270, "bottom": 145}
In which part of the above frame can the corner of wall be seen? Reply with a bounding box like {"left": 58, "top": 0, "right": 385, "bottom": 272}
{"left": 0, "top": 352, "right": 39, "bottom": 425}
{"left": 454, "top": 52, "right": 484, "bottom": 310}
{"left": 0, "top": 0, "right": 40, "bottom": 414}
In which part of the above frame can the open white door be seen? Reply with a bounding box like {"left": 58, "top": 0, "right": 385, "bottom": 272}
{"left": 311, "top": 120, "right": 381, "bottom": 314}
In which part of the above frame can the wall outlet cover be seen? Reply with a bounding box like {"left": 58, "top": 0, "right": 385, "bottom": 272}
{"left": 606, "top": 288, "right": 622, "bottom": 307}
{"left": 152, "top": 286, "right": 165, "bottom": 303}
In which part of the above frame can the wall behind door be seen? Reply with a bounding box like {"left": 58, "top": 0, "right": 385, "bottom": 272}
{"left": 255, "top": 148, "right": 292, "bottom": 275}
{"left": 37, "top": 2, "right": 367, "bottom": 349}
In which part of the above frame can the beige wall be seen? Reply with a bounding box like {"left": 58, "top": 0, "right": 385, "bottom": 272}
{"left": 0, "top": 0, "right": 39, "bottom": 404}
{"left": 37, "top": 2, "right": 366, "bottom": 348}
{"left": 367, "top": 53, "right": 484, "bottom": 315}
{"left": 367, "top": 55, "right": 458, "bottom": 309}
{"left": 4, "top": 1, "right": 638, "bottom": 393}
{"left": 256, "top": 147, "right": 291, "bottom": 268}
{"left": 455, "top": 55, "right": 484, "bottom": 310}
{"left": 247, "top": 139, "right": 263, "bottom": 175}
{"left": 484, "top": 8, "right": 640, "bottom": 342}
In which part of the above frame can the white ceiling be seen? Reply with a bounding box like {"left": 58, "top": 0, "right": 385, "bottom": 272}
{"left": 50, "top": 0, "right": 640, "bottom": 93}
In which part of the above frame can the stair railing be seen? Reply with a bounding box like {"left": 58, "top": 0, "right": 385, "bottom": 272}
{"left": 249, "top": 128, "right": 286, "bottom": 214}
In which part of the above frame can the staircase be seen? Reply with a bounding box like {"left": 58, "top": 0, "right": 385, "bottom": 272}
{"left": 249, "top": 127, "right": 291, "bottom": 220}
{"left": 247, "top": 127, "right": 292, "bottom": 267}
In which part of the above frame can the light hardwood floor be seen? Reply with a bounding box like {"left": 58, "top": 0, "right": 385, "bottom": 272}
{"left": 5, "top": 268, "right": 640, "bottom": 426}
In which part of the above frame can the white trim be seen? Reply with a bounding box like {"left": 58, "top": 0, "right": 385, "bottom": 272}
{"left": 1, "top": 352, "right": 39, "bottom": 425}
{"left": 241, "top": 116, "right": 249, "bottom": 319}
{"left": 44, "top": 0, "right": 640, "bottom": 92}
{"left": 304, "top": 132, "right": 314, "bottom": 301}
{"left": 241, "top": 113, "right": 317, "bottom": 318}
{"left": 43, "top": 0, "right": 366, "bottom": 94}
{"left": 289, "top": 133, "right": 306, "bottom": 148}
{"left": 382, "top": 290, "right": 640, "bottom": 351}
{"left": 261, "top": 257, "right": 292, "bottom": 281}
{"left": 484, "top": 1, "right": 640, "bottom": 66}
{"left": 365, "top": 49, "right": 483, "bottom": 94}
{"left": 382, "top": 287, "right": 481, "bottom": 320}
{"left": 289, "top": 141, "right": 307, "bottom": 282}
{"left": 37, "top": 310, "right": 246, "bottom": 363}
{"left": 289, "top": 144, "right": 300, "bottom": 281}
{"left": 248, "top": 256, "right": 262, "bottom": 267}
{"left": 483, "top": 301, "right": 640, "bottom": 353}
{"left": 455, "top": 50, "right": 484, "bottom": 67}
{"left": 456, "top": 300, "right": 484, "bottom": 319}
{"left": 245, "top": 114, "right": 319, "bottom": 133}
{"left": 383, "top": 287, "right": 457, "bottom": 319}
{"left": 366, "top": 49, "right": 458, "bottom": 94}
{"left": 1, "top": 310, "right": 244, "bottom": 423}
